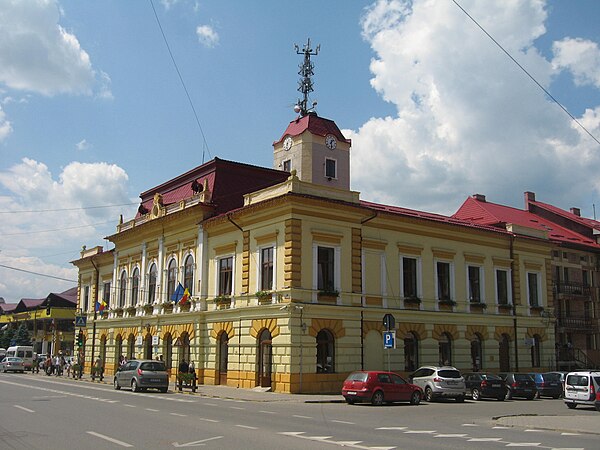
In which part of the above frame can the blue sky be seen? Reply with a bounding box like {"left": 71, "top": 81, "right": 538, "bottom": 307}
{"left": 0, "top": 0, "right": 599, "bottom": 302}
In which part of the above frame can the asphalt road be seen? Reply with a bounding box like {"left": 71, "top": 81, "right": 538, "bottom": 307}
{"left": 0, "top": 372, "right": 597, "bottom": 449}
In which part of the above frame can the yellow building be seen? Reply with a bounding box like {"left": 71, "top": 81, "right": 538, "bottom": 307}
{"left": 72, "top": 109, "right": 556, "bottom": 394}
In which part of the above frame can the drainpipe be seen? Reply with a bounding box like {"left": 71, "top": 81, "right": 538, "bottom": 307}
{"left": 510, "top": 235, "right": 519, "bottom": 371}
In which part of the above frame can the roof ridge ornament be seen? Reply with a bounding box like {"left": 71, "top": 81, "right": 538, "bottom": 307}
{"left": 294, "top": 38, "right": 320, "bottom": 117}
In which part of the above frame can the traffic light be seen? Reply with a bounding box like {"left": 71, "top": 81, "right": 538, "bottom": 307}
{"left": 76, "top": 331, "right": 84, "bottom": 348}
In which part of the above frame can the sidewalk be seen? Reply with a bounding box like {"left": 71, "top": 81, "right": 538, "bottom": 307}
{"left": 493, "top": 413, "right": 600, "bottom": 436}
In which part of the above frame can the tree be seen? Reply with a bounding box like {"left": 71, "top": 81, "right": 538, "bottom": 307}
{"left": 0, "top": 327, "right": 15, "bottom": 348}
{"left": 14, "top": 323, "right": 31, "bottom": 346}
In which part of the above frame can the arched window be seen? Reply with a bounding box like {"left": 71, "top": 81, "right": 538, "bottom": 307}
{"left": 131, "top": 267, "right": 140, "bottom": 307}
{"left": 439, "top": 332, "right": 452, "bottom": 366}
{"left": 404, "top": 332, "right": 419, "bottom": 372}
{"left": 167, "top": 259, "right": 177, "bottom": 301}
{"left": 148, "top": 263, "right": 157, "bottom": 304}
{"left": 119, "top": 270, "right": 127, "bottom": 308}
{"left": 184, "top": 255, "right": 194, "bottom": 295}
{"left": 531, "top": 334, "right": 541, "bottom": 368}
{"left": 316, "top": 329, "right": 335, "bottom": 373}
{"left": 471, "top": 334, "right": 483, "bottom": 371}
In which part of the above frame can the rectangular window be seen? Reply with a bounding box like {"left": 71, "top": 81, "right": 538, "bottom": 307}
{"left": 83, "top": 285, "right": 90, "bottom": 312}
{"left": 496, "top": 269, "right": 509, "bottom": 305}
{"left": 436, "top": 261, "right": 452, "bottom": 301}
{"left": 317, "top": 246, "right": 335, "bottom": 292}
{"left": 282, "top": 159, "right": 291, "bottom": 172}
{"left": 218, "top": 256, "right": 233, "bottom": 296}
{"left": 402, "top": 257, "right": 418, "bottom": 298}
{"left": 528, "top": 272, "right": 540, "bottom": 307}
{"left": 260, "top": 247, "right": 274, "bottom": 291}
{"left": 325, "top": 158, "right": 336, "bottom": 178}
{"left": 583, "top": 270, "right": 589, "bottom": 287}
{"left": 468, "top": 266, "right": 481, "bottom": 303}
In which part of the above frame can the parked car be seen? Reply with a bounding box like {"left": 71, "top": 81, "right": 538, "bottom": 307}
{"left": 0, "top": 356, "right": 25, "bottom": 373}
{"left": 342, "top": 370, "right": 422, "bottom": 406}
{"left": 528, "top": 372, "right": 562, "bottom": 399}
{"left": 563, "top": 370, "right": 600, "bottom": 411}
{"left": 409, "top": 366, "right": 466, "bottom": 402}
{"left": 113, "top": 359, "right": 169, "bottom": 393}
{"left": 545, "top": 371, "right": 568, "bottom": 396}
{"left": 498, "top": 372, "right": 537, "bottom": 400}
{"left": 463, "top": 372, "right": 506, "bottom": 401}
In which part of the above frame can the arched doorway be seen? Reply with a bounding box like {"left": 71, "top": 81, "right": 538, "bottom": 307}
{"left": 217, "top": 332, "right": 229, "bottom": 385}
{"left": 438, "top": 332, "right": 452, "bottom": 366}
{"left": 470, "top": 334, "right": 483, "bottom": 371}
{"left": 404, "top": 332, "right": 419, "bottom": 372}
{"left": 126, "top": 334, "right": 135, "bottom": 360}
{"left": 499, "top": 334, "right": 511, "bottom": 372}
{"left": 257, "top": 329, "right": 272, "bottom": 388}
{"left": 144, "top": 334, "right": 152, "bottom": 360}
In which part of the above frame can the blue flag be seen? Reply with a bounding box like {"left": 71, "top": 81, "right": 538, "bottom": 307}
{"left": 171, "top": 282, "right": 185, "bottom": 303}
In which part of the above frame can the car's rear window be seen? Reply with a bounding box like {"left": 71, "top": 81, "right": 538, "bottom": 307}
{"left": 567, "top": 375, "right": 589, "bottom": 386}
{"left": 346, "top": 372, "right": 368, "bottom": 382}
{"left": 438, "top": 370, "right": 461, "bottom": 378}
{"left": 514, "top": 374, "right": 533, "bottom": 381}
{"left": 482, "top": 374, "right": 501, "bottom": 380}
{"left": 140, "top": 362, "right": 166, "bottom": 371}
{"left": 543, "top": 373, "right": 561, "bottom": 382}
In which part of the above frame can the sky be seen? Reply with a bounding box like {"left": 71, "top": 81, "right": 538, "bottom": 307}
{"left": 0, "top": 0, "right": 599, "bottom": 303}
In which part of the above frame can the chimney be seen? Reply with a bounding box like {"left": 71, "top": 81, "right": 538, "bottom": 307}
{"left": 570, "top": 207, "right": 581, "bottom": 217}
{"left": 524, "top": 191, "right": 535, "bottom": 210}
{"left": 472, "top": 193, "right": 486, "bottom": 202}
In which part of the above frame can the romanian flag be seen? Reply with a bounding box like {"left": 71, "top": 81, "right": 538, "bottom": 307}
{"left": 171, "top": 282, "right": 185, "bottom": 303}
{"left": 179, "top": 288, "right": 190, "bottom": 306}
{"left": 96, "top": 298, "right": 108, "bottom": 312}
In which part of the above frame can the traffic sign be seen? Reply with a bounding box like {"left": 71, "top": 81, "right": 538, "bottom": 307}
{"left": 383, "top": 331, "right": 396, "bottom": 349}
{"left": 382, "top": 313, "right": 395, "bottom": 331}
{"left": 75, "top": 316, "right": 87, "bottom": 327}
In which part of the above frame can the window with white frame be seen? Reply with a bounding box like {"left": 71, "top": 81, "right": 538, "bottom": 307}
{"left": 259, "top": 246, "right": 274, "bottom": 291}
{"left": 218, "top": 256, "right": 233, "bottom": 296}
{"left": 102, "top": 281, "right": 111, "bottom": 308}
{"left": 495, "top": 268, "right": 511, "bottom": 305}
{"left": 119, "top": 270, "right": 127, "bottom": 308}
{"left": 131, "top": 267, "right": 140, "bottom": 306}
{"left": 527, "top": 271, "right": 542, "bottom": 307}
{"left": 83, "top": 285, "right": 90, "bottom": 312}
{"left": 400, "top": 256, "right": 421, "bottom": 299}
{"left": 167, "top": 259, "right": 177, "bottom": 300}
{"left": 317, "top": 246, "right": 336, "bottom": 292}
{"left": 325, "top": 158, "right": 337, "bottom": 179}
{"left": 282, "top": 159, "right": 291, "bottom": 172}
{"left": 436, "top": 261, "right": 454, "bottom": 302}
{"left": 183, "top": 254, "right": 194, "bottom": 295}
{"left": 467, "top": 265, "right": 482, "bottom": 303}
{"left": 148, "top": 263, "right": 157, "bottom": 304}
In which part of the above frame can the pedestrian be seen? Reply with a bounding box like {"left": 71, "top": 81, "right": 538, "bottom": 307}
{"left": 65, "top": 357, "right": 72, "bottom": 377}
{"left": 45, "top": 356, "right": 53, "bottom": 375}
{"left": 32, "top": 355, "right": 39, "bottom": 374}
{"left": 178, "top": 358, "right": 189, "bottom": 374}
{"left": 94, "top": 356, "right": 104, "bottom": 381}
{"left": 54, "top": 354, "right": 61, "bottom": 376}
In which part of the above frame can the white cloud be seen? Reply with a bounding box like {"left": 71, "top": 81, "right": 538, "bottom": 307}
{"left": 0, "top": 105, "right": 12, "bottom": 141}
{"left": 0, "top": 158, "right": 134, "bottom": 301}
{"left": 161, "top": 0, "right": 180, "bottom": 10}
{"left": 552, "top": 38, "right": 600, "bottom": 88}
{"left": 0, "top": 0, "right": 106, "bottom": 97}
{"left": 349, "top": 0, "right": 600, "bottom": 215}
{"left": 75, "top": 139, "right": 90, "bottom": 151}
{"left": 196, "top": 25, "right": 219, "bottom": 48}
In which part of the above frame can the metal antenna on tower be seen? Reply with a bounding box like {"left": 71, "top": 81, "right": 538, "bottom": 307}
{"left": 293, "top": 38, "right": 320, "bottom": 117}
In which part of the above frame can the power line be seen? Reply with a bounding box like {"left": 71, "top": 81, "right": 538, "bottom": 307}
{"left": 0, "top": 202, "right": 138, "bottom": 214}
{"left": 149, "top": 0, "right": 212, "bottom": 163}
{"left": 0, "top": 263, "right": 77, "bottom": 283}
{"left": 452, "top": 0, "right": 600, "bottom": 147}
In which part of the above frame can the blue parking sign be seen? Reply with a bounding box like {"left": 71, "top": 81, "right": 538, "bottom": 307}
{"left": 383, "top": 331, "right": 395, "bottom": 349}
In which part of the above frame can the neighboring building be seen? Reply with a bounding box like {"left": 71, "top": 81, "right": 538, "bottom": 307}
{"left": 454, "top": 192, "right": 600, "bottom": 370}
{"left": 71, "top": 46, "right": 557, "bottom": 393}
{"left": 0, "top": 287, "right": 78, "bottom": 356}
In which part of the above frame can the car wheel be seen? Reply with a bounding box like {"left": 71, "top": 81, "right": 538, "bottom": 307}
{"left": 505, "top": 389, "right": 512, "bottom": 400}
{"left": 371, "top": 390, "right": 384, "bottom": 406}
{"left": 160, "top": 387, "right": 168, "bottom": 393}
{"left": 455, "top": 395, "right": 465, "bottom": 403}
{"left": 410, "top": 391, "right": 421, "bottom": 405}
{"left": 534, "top": 391, "right": 540, "bottom": 399}
{"left": 424, "top": 386, "right": 433, "bottom": 402}
{"left": 527, "top": 395, "right": 535, "bottom": 400}
{"left": 566, "top": 402, "right": 577, "bottom": 409}
{"left": 497, "top": 395, "right": 505, "bottom": 401}
{"left": 552, "top": 394, "right": 560, "bottom": 399}
{"left": 113, "top": 378, "right": 121, "bottom": 390}
{"left": 471, "top": 388, "right": 480, "bottom": 400}
{"left": 345, "top": 398, "right": 355, "bottom": 405}
{"left": 131, "top": 379, "right": 140, "bottom": 392}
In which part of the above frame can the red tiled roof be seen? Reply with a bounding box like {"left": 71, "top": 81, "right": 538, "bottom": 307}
{"left": 529, "top": 199, "right": 600, "bottom": 232}
{"left": 275, "top": 113, "right": 351, "bottom": 145}
{"left": 454, "top": 196, "right": 600, "bottom": 248}
{"left": 0, "top": 303, "right": 18, "bottom": 313}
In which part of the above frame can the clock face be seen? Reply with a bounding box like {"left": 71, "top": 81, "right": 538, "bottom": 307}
{"left": 325, "top": 134, "right": 337, "bottom": 150}
{"left": 283, "top": 136, "right": 293, "bottom": 151}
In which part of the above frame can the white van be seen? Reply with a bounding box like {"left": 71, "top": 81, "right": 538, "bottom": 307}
{"left": 564, "top": 370, "right": 600, "bottom": 412}
{"left": 6, "top": 346, "right": 34, "bottom": 370}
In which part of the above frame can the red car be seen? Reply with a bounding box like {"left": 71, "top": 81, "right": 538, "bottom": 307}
{"left": 342, "top": 370, "right": 423, "bottom": 406}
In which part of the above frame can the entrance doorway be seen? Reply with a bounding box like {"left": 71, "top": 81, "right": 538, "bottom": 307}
{"left": 499, "top": 334, "right": 511, "bottom": 372}
{"left": 217, "top": 332, "right": 228, "bottom": 385}
{"left": 257, "top": 329, "right": 272, "bottom": 388}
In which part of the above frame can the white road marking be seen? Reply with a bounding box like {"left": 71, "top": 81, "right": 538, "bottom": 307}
{"left": 229, "top": 406, "right": 245, "bottom": 410}
{"left": 204, "top": 403, "right": 218, "bottom": 407}
{"left": 560, "top": 433, "right": 581, "bottom": 436}
{"left": 235, "top": 425, "right": 258, "bottom": 430}
{"left": 506, "top": 444, "right": 541, "bottom": 447}
{"left": 467, "top": 437, "right": 502, "bottom": 442}
{"left": 170, "top": 412, "right": 187, "bottom": 417}
{"left": 172, "top": 436, "right": 224, "bottom": 447}
{"left": 197, "top": 417, "right": 220, "bottom": 423}
{"left": 86, "top": 431, "right": 133, "bottom": 447}
{"left": 404, "top": 430, "right": 436, "bottom": 434}
{"left": 462, "top": 423, "right": 480, "bottom": 427}
{"left": 123, "top": 404, "right": 136, "bottom": 408}
{"left": 525, "top": 429, "right": 545, "bottom": 432}
{"left": 259, "top": 410, "right": 276, "bottom": 414}
{"left": 292, "top": 415, "right": 312, "bottom": 419}
{"left": 146, "top": 408, "right": 160, "bottom": 412}
{"left": 14, "top": 405, "right": 35, "bottom": 413}
{"left": 434, "top": 434, "right": 468, "bottom": 438}
{"left": 376, "top": 427, "right": 407, "bottom": 430}
{"left": 493, "top": 426, "right": 512, "bottom": 429}
{"left": 331, "top": 420, "right": 355, "bottom": 425}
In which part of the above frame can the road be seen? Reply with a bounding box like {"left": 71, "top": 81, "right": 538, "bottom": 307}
{"left": 0, "top": 372, "right": 597, "bottom": 449}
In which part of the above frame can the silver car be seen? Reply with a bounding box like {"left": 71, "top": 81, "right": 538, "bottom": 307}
{"left": 1, "top": 356, "right": 25, "bottom": 373}
{"left": 113, "top": 360, "right": 169, "bottom": 393}
{"left": 409, "top": 366, "right": 466, "bottom": 402}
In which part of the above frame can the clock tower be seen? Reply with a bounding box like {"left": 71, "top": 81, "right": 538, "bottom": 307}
{"left": 273, "top": 39, "right": 351, "bottom": 190}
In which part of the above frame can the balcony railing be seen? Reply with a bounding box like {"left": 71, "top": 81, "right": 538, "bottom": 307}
{"left": 553, "top": 281, "right": 591, "bottom": 297}
{"left": 555, "top": 313, "right": 598, "bottom": 331}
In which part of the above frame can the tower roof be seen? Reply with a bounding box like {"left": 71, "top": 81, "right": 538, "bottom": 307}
{"left": 274, "top": 114, "right": 351, "bottom": 146}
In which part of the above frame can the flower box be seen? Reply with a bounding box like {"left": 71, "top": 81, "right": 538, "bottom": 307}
{"left": 318, "top": 290, "right": 339, "bottom": 303}
{"left": 256, "top": 291, "right": 272, "bottom": 304}
{"left": 214, "top": 296, "right": 231, "bottom": 309}
{"left": 438, "top": 299, "right": 456, "bottom": 311}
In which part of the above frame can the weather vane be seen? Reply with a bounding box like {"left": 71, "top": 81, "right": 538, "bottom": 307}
{"left": 294, "top": 38, "right": 320, "bottom": 117}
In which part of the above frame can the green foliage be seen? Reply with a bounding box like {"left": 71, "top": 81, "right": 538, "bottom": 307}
{"left": 14, "top": 323, "right": 31, "bottom": 346}
{"left": 0, "top": 327, "right": 15, "bottom": 348}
